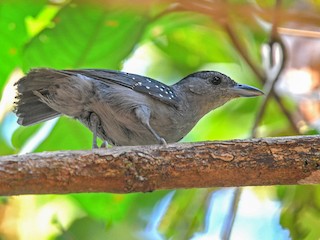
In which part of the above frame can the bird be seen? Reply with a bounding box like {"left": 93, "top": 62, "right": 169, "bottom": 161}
{"left": 14, "top": 68, "right": 263, "bottom": 148}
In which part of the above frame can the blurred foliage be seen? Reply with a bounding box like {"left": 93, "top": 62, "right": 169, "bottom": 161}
{"left": 0, "top": 0, "right": 320, "bottom": 239}
{"left": 23, "top": 4, "right": 148, "bottom": 70}
{"left": 277, "top": 186, "right": 320, "bottom": 240}
{"left": 0, "top": 0, "right": 45, "bottom": 93}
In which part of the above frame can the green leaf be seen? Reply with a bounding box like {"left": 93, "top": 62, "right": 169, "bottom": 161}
{"left": 23, "top": 4, "right": 148, "bottom": 70}
{"left": 69, "top": 191, "right": 169, "bottom": 225}
{"left": 149, "top": 13, "right": 236, "bottom": 71}
{"left": 0, "top": 0, "right": 46, "bottom": 94}
{"left": 69, "top": 193, "right": 136, "bottom": 223}
{"left": 185, "top": 98, "right": 261, "bottom": 141}
{"left": 277, "top": 185, "right": 320, "bottom": 240}
{"left": 35, "top": 117, "right": 93, "bottom": 151}
{"left": 11, "top": 123, "right": 42, "bottom": 150}
{"left": 0, "top": 136, "right": 14, "bottom": 156}
{"left": 14, "top": 115, "right": 122, "bottom": 152}
{"left": 161, "top": 189, "right": 209, "bottom": 239}
{"left": 56, "top": 216, "right": 108, "bottom": 240}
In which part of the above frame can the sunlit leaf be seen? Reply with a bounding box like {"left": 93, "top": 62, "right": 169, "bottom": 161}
{"left": 0, "top": 136, "right": 14, "bottom": 155}
{"left": 35, "top": 117, "right": 92, "bottom": 151}
{"left": 70, "top": 191, "right": 168, "bottom": 224}
{"left": 160, "top": 189, "right": 209, "bottom": 239}
{"left": 277, "top": 185, "right": 320, "bottom": 240}
{"left": 150, "top": 13, "right": 236, "bottom": 71}
{"left": 56, "top": 216, "right": 108, "bottom": 240}
{"left": 69, "top": 193, "right": 136, "bottom": 222}
{"left": 0, "top": 0, "right": 46, "bottom": 95}
{"left": 23, "top": 4, "right": 148, "bottom": 70}
{"left": 11, "top": 123, "right": 42, "bottom": 149}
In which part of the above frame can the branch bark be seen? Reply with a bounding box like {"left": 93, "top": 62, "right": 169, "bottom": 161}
{"left": 0, "top": 136, "right": 319, "bottom": 196}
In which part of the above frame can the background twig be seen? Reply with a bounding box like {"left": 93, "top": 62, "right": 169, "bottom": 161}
{"left": 221, "top": 188, "right": 242, "bottom": 240}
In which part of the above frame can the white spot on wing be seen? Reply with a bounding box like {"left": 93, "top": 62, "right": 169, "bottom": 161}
{"left": 77, "top": 74, "right": 92, "bottom": 81}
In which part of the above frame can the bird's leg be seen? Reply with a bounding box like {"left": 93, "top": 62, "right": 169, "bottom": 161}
{"left": 89, "top": 112, "right": 101, "bottom": 149}
{"left": 89, "top": 113, "right": 108, "bottom": 148}
{"left": 135, "top": 106, "right": 167, "bottom": 145}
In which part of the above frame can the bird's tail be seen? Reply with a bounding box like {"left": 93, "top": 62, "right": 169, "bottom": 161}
{"left": 14, "top": 68, "right": 61, "bottom": 126}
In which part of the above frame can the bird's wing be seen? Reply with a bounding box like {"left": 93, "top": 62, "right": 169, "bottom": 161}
{"left": 59, "top": 69, "right": 180, "bottom": 108}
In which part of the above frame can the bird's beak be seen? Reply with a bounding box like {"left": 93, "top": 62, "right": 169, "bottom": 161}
{"left": 231, "top": 83, "right": 264, "bottom": 97}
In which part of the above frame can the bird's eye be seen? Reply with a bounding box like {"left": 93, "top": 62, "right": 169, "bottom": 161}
{"left": 211, "top": 76, "right": 221, "bottom": 85}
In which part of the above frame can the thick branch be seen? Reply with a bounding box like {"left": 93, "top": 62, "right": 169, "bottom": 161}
{"left": 0, "top": 136, "right": 319, "bottom": 196}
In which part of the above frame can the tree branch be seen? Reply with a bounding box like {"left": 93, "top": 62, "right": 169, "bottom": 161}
{"left": 0, "top": 136, "right": 319, "bottom": 196}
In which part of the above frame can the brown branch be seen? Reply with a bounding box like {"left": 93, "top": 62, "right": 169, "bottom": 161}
{"left": 0, "top": 136, "right": 319, "bottom": 196}
{"left": 279, "top": 27, "right": 320, "bottom": 39}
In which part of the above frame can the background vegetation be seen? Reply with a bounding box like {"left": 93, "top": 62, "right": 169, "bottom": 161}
{"left": 0, "top": 0, "right": 320, "bottom": 239}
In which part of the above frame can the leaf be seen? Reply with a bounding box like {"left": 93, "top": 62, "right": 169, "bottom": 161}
{"left": 69, "top": 193, "right": 135, "bottom": 222}
{"left": 160, "top": 189, "right": 209, "bottom": 239}
{"left": 277, "top": 185, "right": 320, "bottom": 240}
{"left": 0, "top": 0, "right": 46, "bottom": 94}
{"left": 69, "top": 191, "right": 168, "bottom": 224}
{"left": 35, "top": 117, "right": 93, "bottom": 151}
{"left": 11, "top": 123, "right": 42, "bottom": 150}
{"left": 149, "top": 13, "right": 236, "bottom": 71}
{"left": 56, "top": 216, "right": 108, "bottom": 240}
{"left": 0, "top": 136, "right": 15, "bottom": 156}
{"left": 12, "top": 118, "right": 90, "bottom": 153}
{"left": 23, "top": 4, "right": 148, "bottom": 70}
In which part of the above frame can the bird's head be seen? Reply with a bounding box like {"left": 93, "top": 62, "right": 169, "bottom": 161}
{"left": 174, "top": 71, "right": 264, "bottom": 115}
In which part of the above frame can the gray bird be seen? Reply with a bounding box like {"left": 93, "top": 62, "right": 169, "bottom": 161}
{"left": 14, "top": 68, "right": 263, "bottom": 148}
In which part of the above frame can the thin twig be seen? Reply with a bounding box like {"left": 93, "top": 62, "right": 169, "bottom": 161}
{"left": 223, "top": 23, "right": 265, "bottom": 80}
{"left": 273, "top": 94, "right": 300, "bottom": 133}
{"left": 221, "top": 188, "right": 242, "bottom": 240}
{"left": 150, "top": 3, "right": 183, "bottom": 22}
{"left": 254, "top": 0, "right": 285, "bottom": 135}
{"left": 257, "top": 41, "right": 299, "bottom": 132}
{"left": 221, "top": 12, "right": 299, "bottom": 135}
{"left": 251, "top": 0, "right": 299, "bottom": 136}
{"left": 279, "top": 27, "right": 320, "bottom": 39}
{"left": 251, "top": 40, "right": 287, "bottom": 137}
